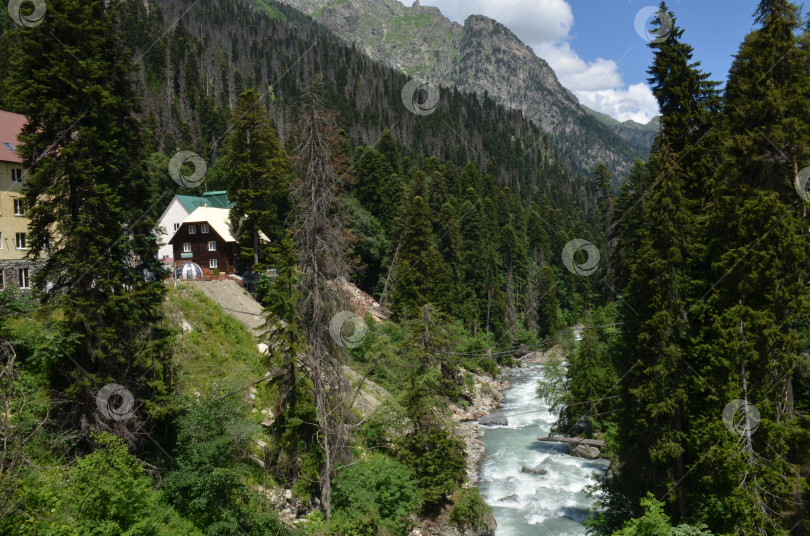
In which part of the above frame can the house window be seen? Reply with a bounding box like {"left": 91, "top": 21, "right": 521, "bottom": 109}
{"left": 14, "top": 199, "right": 24, "bottom": 216}
{"left": 208, "top": 241, "right": 216, "bottom": 251}
{"left": 11, "top": 169, "right": 23, "bottom": 183}
{"left": 0, "top": 232, "right": 3, "bottom": 249}
{"left": 209, "top": 259, "right": 218, "bottom": 269}
{"left": 18, "top": 268, "right": 29, "bottom": 289}
{"left": 188, "top": 225, "right": 197, "bottom": 235}
{"left": 201, "top": 224, "right": 209, "bottom": 234}
{"left": 173, "top": 223, "right": 180, "bottom": 232}
{"left": 15, "top": 233, "right": 26, "bottom": 249}
{"left": 183, "top": 242, "right": 191, "bottom": 253}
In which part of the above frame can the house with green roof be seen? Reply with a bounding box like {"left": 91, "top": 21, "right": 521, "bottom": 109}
{"left": 157, "top": 191, "right": 233, "bottom": 260}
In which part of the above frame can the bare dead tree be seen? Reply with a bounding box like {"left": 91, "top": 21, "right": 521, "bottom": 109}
{"left": 290, "top": 77, "right": 351, "bottom": 520}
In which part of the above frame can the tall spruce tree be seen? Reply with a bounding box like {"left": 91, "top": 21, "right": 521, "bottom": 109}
{"left": 222, "top": 90, "right": 291, "bottom": 270}
{"left": 601, "top": 2, "right": 723, "bottom": 528}
{"left": 6, "top": 0, "right": 169, "bottom": 441}
{"left": 692, "top": 1, "right": 810, "bottom": 532}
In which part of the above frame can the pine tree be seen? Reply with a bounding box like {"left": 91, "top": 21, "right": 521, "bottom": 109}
{"left": 7, "top": 0, "right": 169, "bottom": 440}
{"left": 692, "top": 1, "right": 810, "bottom": 531}
{"left": 603, "top": 3, "right": 724, "bottom": 527}
{"left": 221, "top": 89, "right": 291, "bottom": 270}
{"left": 391, "top": 195, "right": 445, "bottom": 318}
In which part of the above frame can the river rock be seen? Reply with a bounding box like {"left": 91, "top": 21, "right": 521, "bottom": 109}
{"left": 478, "top": 412, "right": 508, "bottom": 426}
{"left": 498, "top": 494, "right": 520, "bottom": 502}
{"left": 568, "top": 443, "right": 601, "bottom": 459}
{"left": 520, "top": 465, "right": 548, "bottom": 476}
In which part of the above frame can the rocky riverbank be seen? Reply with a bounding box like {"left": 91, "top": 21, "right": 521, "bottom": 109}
{"left": 451, "top": 372, "right": 511, "bottom": 484}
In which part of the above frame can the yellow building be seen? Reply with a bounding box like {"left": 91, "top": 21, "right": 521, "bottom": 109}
{"left": 0, "top": 110, "right": 40, "bottom": 290}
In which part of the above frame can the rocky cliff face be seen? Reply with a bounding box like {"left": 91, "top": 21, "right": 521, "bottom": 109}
{"left": 275, "top": 0, "right": 653, "bottom": 177}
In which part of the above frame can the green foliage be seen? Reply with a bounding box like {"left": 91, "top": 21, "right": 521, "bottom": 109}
{"left": 395, "top": 428, "right": 466, "bottom": 512}
{"left": 220, "top": 89, "right": 292, "bottom": 270}
{"left": 0, "top": 285, "right": 35, "bottom": 318}
{"left": 331, "top": 454, "right": 421, "bottom": 536}
{"left": 5, "top": 0, "right": 171, "bottom": 436}
{"left": 162, "top": 395, "right": 294, "bottom": 536}
{"left": 609, "top": 494, "right": 713, "bottom": 536}
{"left": 449, "top": 487, "right": 492, "bottom": 529}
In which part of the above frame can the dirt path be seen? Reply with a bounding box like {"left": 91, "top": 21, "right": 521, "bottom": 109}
{"left": 187, "top": 280, "right": 266, "bottom": 336}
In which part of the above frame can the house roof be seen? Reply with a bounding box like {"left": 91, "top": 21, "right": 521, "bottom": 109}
{"left": 175, "top": 191, "right": 234, "bottom": 213}
{"left": 171, "top": 207, "right": 237, "bottom": 243}
{"left": 0, "top": 110, "right": 26, "bottom": 163}
{"left": 168, "top": 206, "right": 270, "bottom": 245}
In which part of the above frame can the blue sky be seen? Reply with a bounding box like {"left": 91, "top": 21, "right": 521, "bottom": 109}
{"left": 418, "top": 0, "right": 785, "bottom": 123}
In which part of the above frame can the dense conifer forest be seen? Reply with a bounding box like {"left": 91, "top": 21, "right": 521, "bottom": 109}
{"left": 0, "top": 0, "right": 808, "bottom": 534}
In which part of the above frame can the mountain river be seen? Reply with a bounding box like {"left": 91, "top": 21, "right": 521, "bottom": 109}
{"left": 476, "top": 364, "right": 609, "bottom": 536}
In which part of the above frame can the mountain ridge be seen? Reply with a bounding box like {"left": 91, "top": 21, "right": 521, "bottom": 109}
{"left": 275, "top": 0, "right": 657, "bottom": 176}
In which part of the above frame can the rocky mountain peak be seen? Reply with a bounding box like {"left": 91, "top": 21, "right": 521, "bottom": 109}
{"left": 277, "top": 0, "right": 654, "bottom": 176}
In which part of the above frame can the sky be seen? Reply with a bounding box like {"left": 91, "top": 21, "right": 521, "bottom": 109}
{"left": 417, "top": 0, "right": 769, "bottom": 123}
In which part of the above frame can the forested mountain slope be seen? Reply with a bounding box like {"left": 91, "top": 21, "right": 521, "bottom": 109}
{"left": 274, "top": 0, "right": 652, "bottom": 177}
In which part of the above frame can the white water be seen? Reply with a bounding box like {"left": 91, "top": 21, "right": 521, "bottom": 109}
{"left": 476, "top": 365, "right": 608, "bottom": 536}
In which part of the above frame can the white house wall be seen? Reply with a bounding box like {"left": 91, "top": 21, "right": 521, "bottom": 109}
{"left": 157, "top": 198, "right": 191, "bottom": 260}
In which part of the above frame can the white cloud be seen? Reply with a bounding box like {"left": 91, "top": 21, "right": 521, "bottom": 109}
{"left": 576, "top": 83, "right": 660, "bottom": 124}
{"left": 418, "top": 0, "right": 660, "bottom": 123}
{"left": 420, "top": 0, "right": 574, "bottom": 43}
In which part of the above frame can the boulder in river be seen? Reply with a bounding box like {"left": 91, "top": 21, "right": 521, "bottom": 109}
{"left": 498, "top": 494, "right": 520, "bottom": 502}
{"left": 478, "top": 412, "right": 508, "bottom": 426}
{"left": 568, "top": 443, "right": 601, "bottom": 459}
{"left": 520, "top": 465, "right": 548, "bottom": 476}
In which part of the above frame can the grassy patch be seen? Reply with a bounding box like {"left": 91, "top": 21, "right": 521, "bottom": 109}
{"left": 164, "top": 286, "right": 267, "bottom": 400}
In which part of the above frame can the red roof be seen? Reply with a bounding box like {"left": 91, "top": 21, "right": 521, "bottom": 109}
{"left": 0, "top": 110, "right": 27, "bottom": 163}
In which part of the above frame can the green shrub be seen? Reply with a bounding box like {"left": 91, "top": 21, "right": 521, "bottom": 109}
{"left": 332, "top": 453, "right": 421, "bottom": 536}
{"left": 610, "top": 494, "right": 714, "bottom": 536}
{"left": 449, "top": 487, "right": 492, "bottom": 529}
{"left": 395, "top": 429, "right": 466, "bottom": 512}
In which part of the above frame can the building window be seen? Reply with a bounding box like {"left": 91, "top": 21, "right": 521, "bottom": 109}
{"left": 188, "top": 225, "right": 197, "bottom": 235}
{"left": 173, "top": 222, "right": 180, "bottom": 232}
{"left": 183, "top": 242, "right": 191, "bottom": 253}
{"left": 209, "top": 259, "right": 218, "bottom": 269}
{"left": 14, "top": 199, "right": 24, "bottom": 216}
{"left": 18, "top": 268, "right": 29, "bottom": 289}
{"left": 208, "top": 241, "right": 216, "bottom": 251}
{"left": 201, "top": 223, "right": 210, "bottom": 233}
{"left": 11, "top": 169, "right": 23, "bottom": 183}
{"left": 15, "top": 233, "right": 26, "bottom": 249}
{"left": 0, "top": 232, "right": 3, "bottom": 249}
